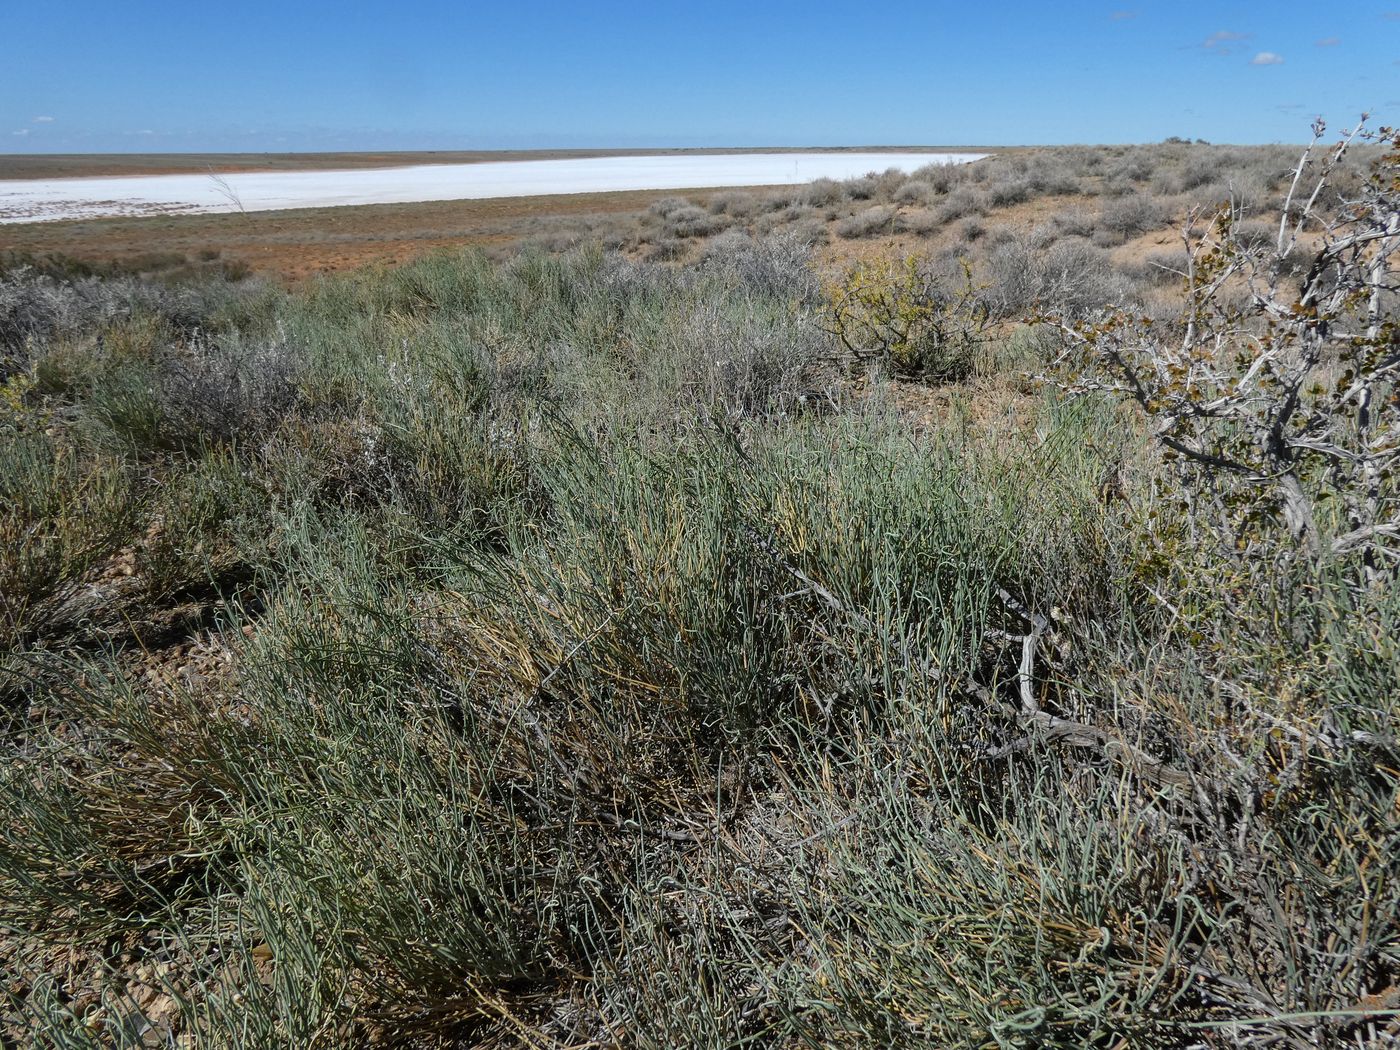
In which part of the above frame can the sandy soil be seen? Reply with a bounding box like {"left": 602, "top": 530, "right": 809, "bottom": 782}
{"left": 0, "top": 188, "right": 741, "bottom": 280}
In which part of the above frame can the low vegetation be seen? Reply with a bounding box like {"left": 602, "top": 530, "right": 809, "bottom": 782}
{"left": 2, "top": 138, "right": 1381, "bottom": 285}
{"left": 1, "top": 126, "right": 1397, "bottom": 1047}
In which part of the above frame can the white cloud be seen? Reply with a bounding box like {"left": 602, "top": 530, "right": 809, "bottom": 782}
{"left": 32, "top": 115, "right": 54, "bottom": 123}
{"left": 1204, "top": 30, "right": 1249, "bottom": 47}
{"left": 1251, "top": 52, "right": 1285, "bottom": 65}
{"left": 1315, "top": 37, "right": 1340, "bottom": 47}
{"left": 1201, "top": 30, "right": 1250, "bottom": 55}
{"left": 12, "top": 128, "right": 29, "bottom": 136}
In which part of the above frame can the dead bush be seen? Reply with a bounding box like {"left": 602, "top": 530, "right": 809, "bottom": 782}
{"left": 835, "top": 206, "right": 896, "bottom": 239}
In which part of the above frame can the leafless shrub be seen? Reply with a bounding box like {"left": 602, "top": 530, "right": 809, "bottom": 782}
{"left": 894, "top": 180, "right": 934, "bottom": 206}
{"left": 788, "top": 217, "right": 830, "bottom": 246}
{"left": 1062, "top": 144, "right": 1104, "bottom": 171}
{"left": 1099, "top": 195, "right": 1171, "bottom": 238}
{"left": 701, "top": 228, "right": 752, "bottom": 260}
{"left": 1149, "top": 169, "right": 1186, "bottom": 196}
{"left": 986, "top": 235, "right": 1129, "bottom": 318}
{"left": 648, "top": 197, "right": 695, "bottom": 219}
{"left": 1023, "top": 156, "right": 1083, "bottom": 196}
{"left": 751, "top": 213, "right": 782, "bottom": 237}
{"left": 801, "top": 179, "right": 844, "bottom": 207}
{"left": 1180, "top": 178, "right": 1232, "bottom": 214}
{"left": 1107, "top": 154, "right": 1153, "bottom": 183}
{"left": 699, "top": 230, "right": 820, "bottom": 303}
{"left": 644, "top": 238, "right": 688, "bottom": 263}
{"left": 957, "top": 217, "right": 987, "bottom": 242}
{"left": 0, "top": 271, "right": 265, "bottom": 353}
{"left": 599, "top": 229, "right": 629, "bottom": 251}
{"left": 835, "top": 206, "right": 896, "bottom": 239}
{"left": 666, "top": 206, "right": 730, "bottom": 239}
{"left": 965, "top": 159, "right": 993, "bottom": 183}
{"left": 916, "top": 160, "right": 972, "bottom": 193}
{"left": 521, "top": 231, "right": 587, "bottom": 254}
{"left": 1052, "top": 207, "right": 1098, "bottom": 239}
{"left": 1224, "top": 172, "right": 1273, "bottom": 214}
{"left": 843, "top": 176, "right": 878, "bottom": 201}
{"left": 707, "top": 192, "right": 762, "bottom": 218}
{"left": 158, "top": 333, "right": 301, "bottom": 446}
{"left": 869, "top": 168, "right": 910, "bottom": 198}
{"left": 754, "top": 204, "right": 819, "bottom": 237}
{"left": 1032, "top": 224, "right": 1065, "bottom": 251}
{"left": 936, "top": 188, "right": 987, "bottom": 223}
{"left": 984, "top": 224, "right": 1020, "bottom": 250}
{"left": 1321, "top": 159, "right": 1370, "bottom": 207}
{"left": 986, "top": 178, "right": 1032, "bottom": 208}
{"left": 894, "top": 210, "right": 941, "bottom": 236}
{"left": 0, "top": 272, "right": 78, "bottom": 353}
{"left": 758, "top": 190, "right": 797, "bottom": 213}
{"left": 1229, "top": 218, "right": 1278, "bottom": 250}
{"left": 1119, "top": 248, "right": 1190, "bottom": 287}
{"left": 638, "top": 285, "right": 825, "bottom": 418}
{"left": 1055, "top": 118, "right": 1400, "bottom": 582}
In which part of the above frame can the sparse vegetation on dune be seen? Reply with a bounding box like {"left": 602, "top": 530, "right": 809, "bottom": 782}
{"left": 1, "top": 127, "right": 1398, "bottom": 1048}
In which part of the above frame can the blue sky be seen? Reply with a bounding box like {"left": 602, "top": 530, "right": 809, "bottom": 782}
{"left": 4, "top": 1, "right": 1399, "bottom": 152}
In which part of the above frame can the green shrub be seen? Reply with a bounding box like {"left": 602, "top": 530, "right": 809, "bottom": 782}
{"left": 824, "top": 255, "right": 991, "bottom": 380}
{"left": 138, "top": 450, "right": 266, "bottom": 597}
{"left": 0, "top": 432, "right": 140, "bottom": 645}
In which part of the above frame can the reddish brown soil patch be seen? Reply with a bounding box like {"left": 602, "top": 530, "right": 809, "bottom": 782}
{"left": 1, "top": 188, "right": 752, "bottom": 282}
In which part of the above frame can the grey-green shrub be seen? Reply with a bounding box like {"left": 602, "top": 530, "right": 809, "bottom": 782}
{"left": 836, "top": 205, "right": 896, "bottom": 239}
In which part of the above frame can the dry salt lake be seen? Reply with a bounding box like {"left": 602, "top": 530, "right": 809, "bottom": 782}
{"left": 0, "top": 152, "right": 985, "bottom": 224}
